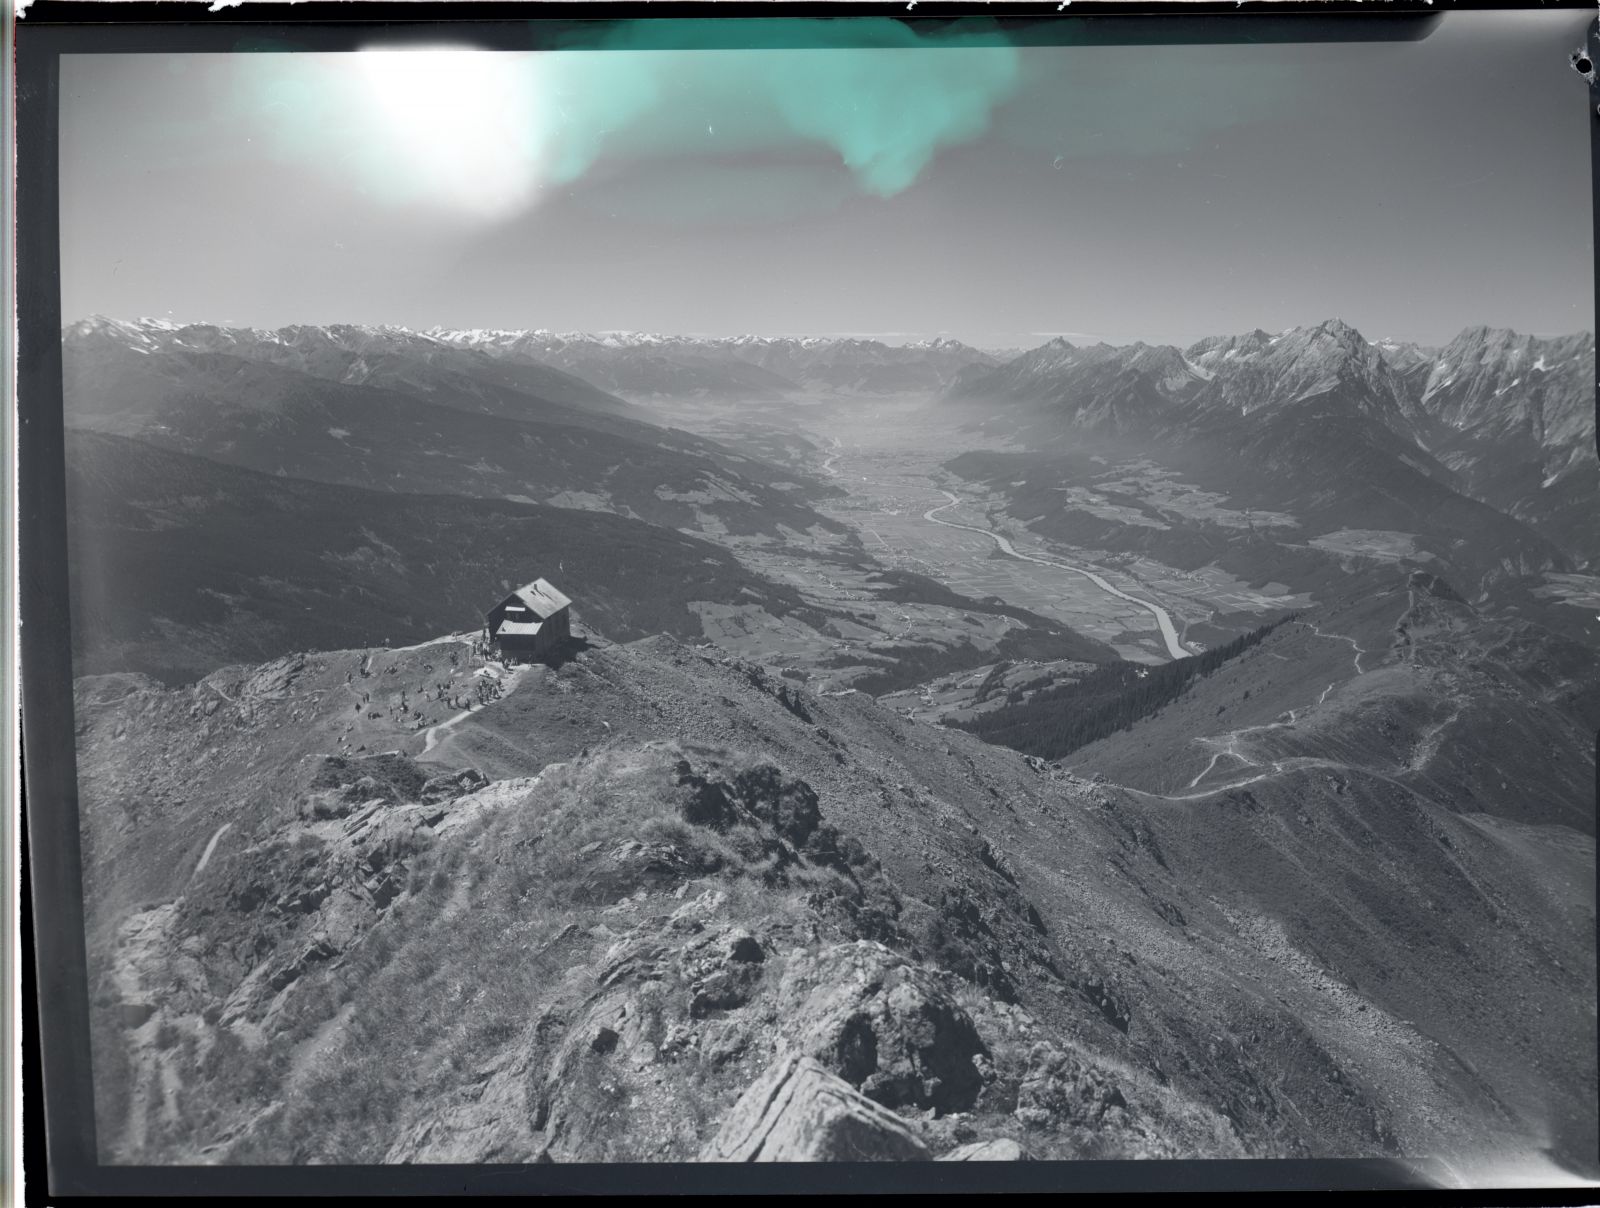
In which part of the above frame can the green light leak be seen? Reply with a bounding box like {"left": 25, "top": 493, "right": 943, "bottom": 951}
{"left": 222, "top": 19, "right": 1023, "bottom": 217}
{"left": 540, "top": 19, "right": 1023, "bottom": 197}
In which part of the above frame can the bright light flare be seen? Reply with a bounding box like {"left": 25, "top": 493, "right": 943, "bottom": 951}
{"left": 352, "top": 46, "right": 545, "bottom": 219}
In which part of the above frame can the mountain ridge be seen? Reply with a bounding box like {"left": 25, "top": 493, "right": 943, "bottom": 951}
{"left": 75, "top": 621, "right": 1595, "bottom": 1169}
{"left": 61, "top": 328, "right": 851, "bottom": 542}
{"left": 943, "top": 317, "right": 1593, "bottom": 575}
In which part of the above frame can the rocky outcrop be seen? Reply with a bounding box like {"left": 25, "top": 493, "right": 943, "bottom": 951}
{"left": 1014, "top": 1041, "right": 1129, "bottom": 1132}
{"left": 683, "top": 927, "right": 767, "bottom": 1018}
{"left": 299, "top": 752, "right": 466, "bottom": 820}
{"left": 701, "top": 1054, "right": 932, "bottom": 1162}
{"left": 420, "top": 768, "right": 489, "bottom": 804}
{"left": 521, "top": 911, "right": 780, "bottom": 1162}
{"left": 939, "top": 1138, "right": 1028, "bottom": 1161}
{"left": 307, "top": 751, "right": 432, "bottom": 804}
{"left": 781, "top": 941, "right": 988, "bottom": 1115}
{"left": 673, "top": 758, "right": 823, "bottom": 849}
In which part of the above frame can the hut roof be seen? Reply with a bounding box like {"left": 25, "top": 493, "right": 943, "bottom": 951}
{"left": 498, "top": 578, "right": 571, "bottom": 620}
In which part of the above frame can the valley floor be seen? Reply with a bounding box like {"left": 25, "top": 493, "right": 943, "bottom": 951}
{"left": 651, "top": 395, "right": 1306, "bottom": 676}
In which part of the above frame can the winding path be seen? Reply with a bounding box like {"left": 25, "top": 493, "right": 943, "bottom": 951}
{"left": 1305, "top": 620, "right": 1367, "bottom": 676}
{"left": 924, "top": 489, "right": 1194, "bottom": 660}
{"left": 419, "top": 663, "right": 530, "bottom": 755}
{"left": 385, "top": 631, "right": 479, "bottom": 656}
{"left": 1186, "top": 709, "right": 1301, "bottom": 789}
{"left": 1122, "top": 753, "right": 1412, "bottom": 804}
{"left": 190, "top": 822, "right": 232, "bottom": 883}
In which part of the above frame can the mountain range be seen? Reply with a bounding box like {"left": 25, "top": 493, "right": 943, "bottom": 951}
{"left": 75, "top": 314, "right": 1591, "bottom": 569}
{"left": 63, "top": 318, "right": 848, "bottom": 540}
{"left": 945, "top": 319, "right": 1595, "bottom": 573}
{"left": 424, "top": 328, "right": 1002, "bottom": 398}
{"left": 57, "top": 312, "right": 1597, "bottom": 1176}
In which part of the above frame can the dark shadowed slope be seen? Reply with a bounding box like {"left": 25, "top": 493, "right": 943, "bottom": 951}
{"left": 64, "top": 431, "right": 826, "bottom": 684}
{"left": 66, "top": 317, "right": 635, "bottom": 420}
{"left": 975, "top": 569, "right": 1598, "bottom": 835}
{"left": 63, "top": 331, "right": 847, "bottom": 540}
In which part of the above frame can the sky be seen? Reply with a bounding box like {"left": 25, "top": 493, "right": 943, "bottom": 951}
{"left": 59, "top": 12, "right": 1594, "bottom": 349}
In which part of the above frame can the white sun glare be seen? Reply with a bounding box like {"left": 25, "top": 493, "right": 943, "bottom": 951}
{"left": 353, "top": 47, "right": 544, "bottom": 219}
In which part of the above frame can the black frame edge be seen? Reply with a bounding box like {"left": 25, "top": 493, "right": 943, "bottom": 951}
{"left": 16, "top": 22, "right": 100, "bottom": 1198}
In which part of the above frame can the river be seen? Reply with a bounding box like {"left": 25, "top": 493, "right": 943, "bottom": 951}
{"left": 923, "top": 488, "right": 1193, "bottom": 660}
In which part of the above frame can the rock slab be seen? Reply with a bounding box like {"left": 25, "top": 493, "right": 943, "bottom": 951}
{"left": 702, "top": 1053, "right": 932, "bottom": 1162}
{"left": 939, "top": 1138, "right": 1028, "bottom": 1161}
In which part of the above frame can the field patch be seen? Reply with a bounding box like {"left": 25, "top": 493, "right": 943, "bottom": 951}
{"left": 1306, "top": 530, "right": 1431, "bottom": 563}
{"left": 1533, "top": 572, "right": 1600, "bottom": 611}
{"left": 1092, "top": 459, "right": 1299, "bottom": 530}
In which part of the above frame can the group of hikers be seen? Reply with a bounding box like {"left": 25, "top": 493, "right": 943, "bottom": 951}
{"left": 333, "top": 637, "right": 519, "bottom": 733}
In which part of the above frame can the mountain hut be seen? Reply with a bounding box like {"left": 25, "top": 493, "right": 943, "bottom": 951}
{"left": 485, "top": 577, "right": 572, "bottom": 662}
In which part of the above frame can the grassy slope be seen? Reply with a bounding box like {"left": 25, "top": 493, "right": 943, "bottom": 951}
{"left": 1063, "top": 574, "right": 1600, "bottom": 834}
{"left": 64, "top": 345, "right": 846, "bottom": 539}
{"left": 65, "top": 431, "right": 816, "bottom": 684}
{"left": 955, "top": 615, "right": 1294, "bottom": 759}
{"left": 946, "top": 434, "right": 1566, "bottom": 598}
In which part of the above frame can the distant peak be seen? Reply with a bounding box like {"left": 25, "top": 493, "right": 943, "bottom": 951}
{"left": 1307, "top": 317, "right": 1368, "bottom": 344}
{"left": 1448, "top": 323, "right": 1512, "bottom": 343}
